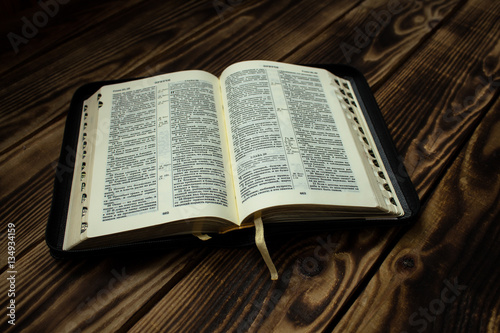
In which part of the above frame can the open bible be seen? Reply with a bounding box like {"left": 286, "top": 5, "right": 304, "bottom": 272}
{"left": 47, "top": 61, "right": 419, "bottom": 257}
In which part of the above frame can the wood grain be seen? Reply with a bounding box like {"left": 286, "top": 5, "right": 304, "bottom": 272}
{"left": 123, "top": 0, "right": 499, "bottom": 331}
{"left": 0, "top": 119, "right": 64, "bottom": 202}
{"left": 0, "top": 241, "right": 212, "bottom": 332}
{"left": 1, "top": 0, "right": 223, "bottom": 153}
{"left": 376, "top": 0, "right": 500, "bottom": 197}
{"left": 0, "top": 0, "right": 147, "bottom": 74}
{"left": 0, "top": 0, "right": 360, "bottom": 201}
{"left": 0, "top": 164, "right": 54, "bottom": 269}
{"left": 0, "top": 1, "right": 369, "bottom": 331}
{"left": 0, "top": 0, "right": 498, "bottom": 331}
{"left": 0, "top": 0, "right": 356, "bottom": 155}
{"left": 128, "top": 229, "right": 398, "bottom": 332}
{"left": 0, "top": 0, "right": 362, "bottom": 262}
{"left": 332, "top": 98, "right": 500, "bottom": 333}
{"left": 284, "top": 0, "right": 464, "bottom": 87}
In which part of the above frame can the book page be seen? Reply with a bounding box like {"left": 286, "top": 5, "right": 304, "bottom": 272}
{"left": 220, "top": 61, "right": 385, "bottom": 222}
{"left": 81, "top": 70, "right": 237, "bottom": 240}
{"left": 63, "top": 92, "right": 99, "bottom": 250}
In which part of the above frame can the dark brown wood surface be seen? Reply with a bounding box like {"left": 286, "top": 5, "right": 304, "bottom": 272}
{"left": 1, "top": 0, "right": 498, "bottom": 332}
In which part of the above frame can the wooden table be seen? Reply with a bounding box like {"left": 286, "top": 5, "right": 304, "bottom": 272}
{"left": 1, "top": 0, "right": 499, "bottom": 332}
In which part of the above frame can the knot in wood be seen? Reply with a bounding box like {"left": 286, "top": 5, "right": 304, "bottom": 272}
{"left": 428, "top": 19, "right": 440, "bottom": 29}
{"left": 402, "top": 257, "right": 415, "bottom": 268}
{"left": 398, "top": 255, "right": 416, "bottom": 271}
{"left": 297, "top": 255, "right": 324, "bottom": 277}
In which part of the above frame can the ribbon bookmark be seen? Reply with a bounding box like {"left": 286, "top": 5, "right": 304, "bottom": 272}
{"left": 193, "top": 232, "right": 212, "bottom": 241}
{"left": 254, "top": 211, "right": 278, "bottom": 280}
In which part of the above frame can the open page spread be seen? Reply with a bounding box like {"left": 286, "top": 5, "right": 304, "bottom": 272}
{"left": 63, "top": 61, "right": 404, "bottom": 250}
{"left": 220, "top": 61, "right": 388, "bottom": 222}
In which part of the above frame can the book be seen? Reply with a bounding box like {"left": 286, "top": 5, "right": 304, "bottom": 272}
{"left": 47, "top": 61, "right": 419, "bottom": 260}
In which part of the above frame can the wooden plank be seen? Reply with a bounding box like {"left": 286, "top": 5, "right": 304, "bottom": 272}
{"left": 0, "top": 0, "right": 356, "bottom": 154}
{"left": 374, "top": 0, "right": 500, "bottom": 196}
{"left": 125, "top": 0, "right": 500, "bottom": 331}
{"left": 132, "top": 0, "right": 363, "bottom": 77}
{"left": 284, "top": 0, "right": 464, "bottom": 87}
{"left": 0, "top": 119, "right": 64, "bottom": 202}
{"left": 0, "top": 0, "right": 365, "bottom": 329}
{"left": 128, "top": 228, "right": 401, "bottom": 332}
{"left": 2, "top": 0, "right": 497, "bottom": 331}
{"left": 0, "top": 241, "right": 212, "bottom": 332}
{"left": 0, "top": 0, "right": 146, "bottom": 74}
{"left": 0, "top": 165, "right": 54, "bottom": 269}
{"left": 332, "top": 98, "right": 500, "bottom": 333}
{"left": 0, "top": 0, "right": 224, "bottom": 153}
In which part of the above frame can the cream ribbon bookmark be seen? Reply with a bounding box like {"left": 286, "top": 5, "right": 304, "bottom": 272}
{"left": 193, "top": 232, "right": 212, "bottom": 241}
{"left": 254, "top": 211, "right": 278, "bottom": 280}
